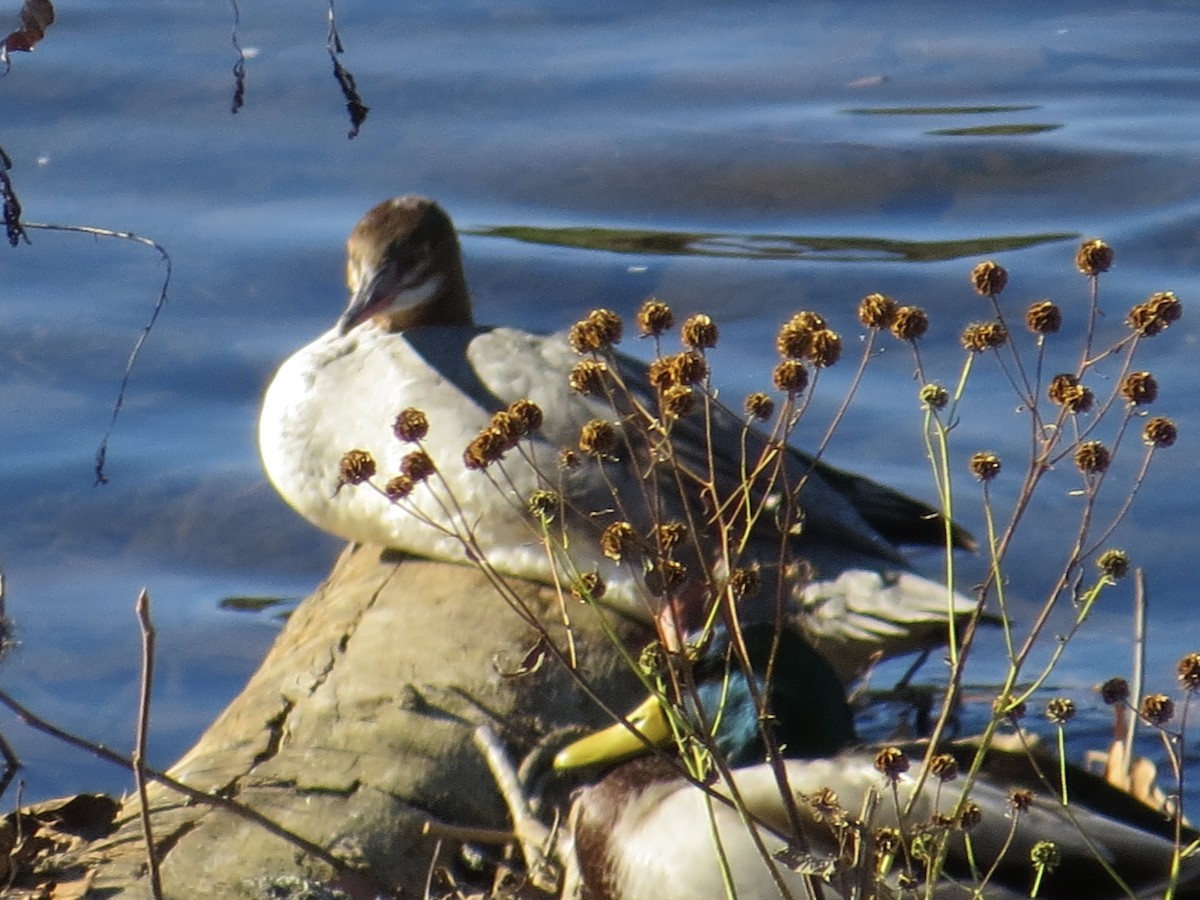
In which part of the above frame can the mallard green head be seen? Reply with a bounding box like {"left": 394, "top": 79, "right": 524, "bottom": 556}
{"left": 555, "top": 622, "right": 856, "bottom": 772}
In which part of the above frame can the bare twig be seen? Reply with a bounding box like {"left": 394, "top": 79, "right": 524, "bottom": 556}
{"left": 132, "top": 589, "right": 164, "bottom": 900}
{"left": 472, "top": 724, "right": 556, "bottom": 892}
{"left": 19, "top": 221, "right": 172, "bottom": 485}
{"left": 0, "top": 686, "right": 381, "bottom": 893}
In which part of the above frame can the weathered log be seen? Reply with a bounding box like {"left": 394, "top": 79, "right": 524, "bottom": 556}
{"left": 83, "top": 543, "right": 649, "bottom": 898}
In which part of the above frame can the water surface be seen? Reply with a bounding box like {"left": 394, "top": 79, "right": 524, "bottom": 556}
{"left": 2, "top": 0, "right": 1197, "bottom": 801}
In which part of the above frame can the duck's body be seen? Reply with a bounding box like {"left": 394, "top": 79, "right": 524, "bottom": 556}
{"left": 565, "top": 752, "right": 1193, "bottom": 900}
{"left": 259, "top": 196, "right": 975, "bottom": 667}
{"left": 556, "top": 624, "right": 1198, "bottom": 900}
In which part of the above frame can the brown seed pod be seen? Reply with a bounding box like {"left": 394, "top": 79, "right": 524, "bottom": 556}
{"left": 971, "top": 260, "right": 1008, "bottom": 296}
{"left": 969, "top": 451, "right": 1001, "bottom": 481}
{"left": 1074, "top": 440, "right": 1111, "bottom": 474}
{"left": 1025, "top": 300, "right": 1062, "bottom": 335}
{"left": 681, "top": 314, "right": 719, "bottom": 350}
{"left": 393, "top": 407, "right": 429, "bottom": 442}
{"left": 636, "top": 298, "right": 674, "bottom": 337}
{"left": 772, "top": 359, "right": 809, "bottom": 394}
{"left": 1075, "top": 238, "right": 1114, "bottom": 275}
{"left": 858, "top": 292, "right": 898, "bottom": 329}
{"left": 889, "top": 305, "right": 929, "bottom": 341}
{"left": 338, "top": 449, "right": 376, "bottom": 485}
{"left": 579, "top": 419, "right": 618, "bottom": 456}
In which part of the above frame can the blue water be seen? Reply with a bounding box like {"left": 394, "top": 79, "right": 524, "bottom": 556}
{"left": 2, "top": 0, "right": 1198, "bottom": 804}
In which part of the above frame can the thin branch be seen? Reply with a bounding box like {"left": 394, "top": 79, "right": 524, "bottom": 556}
{"left": 20, "top": 221, "right": 173, "bottom": 485}
{"left": 0, "top": 685, "right": 381, "bottom": 893}
{"left": 132, "top": 589, "right": 164, "bottom": 900}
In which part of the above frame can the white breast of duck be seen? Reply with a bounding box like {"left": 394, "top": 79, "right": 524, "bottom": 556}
{"left": 260, "top": 319, "right": 636, "bottom": 598}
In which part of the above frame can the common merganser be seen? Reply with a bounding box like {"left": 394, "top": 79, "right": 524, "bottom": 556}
{"left": 554, "top": 622, "right": 1198, "bottom": 899}
{"left": 259, "top": 196, "right": 975, "bottom": 673}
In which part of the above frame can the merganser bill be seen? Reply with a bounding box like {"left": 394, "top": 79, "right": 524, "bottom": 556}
{"left": 259, "top": 196, "right": 975, "bottom": 671}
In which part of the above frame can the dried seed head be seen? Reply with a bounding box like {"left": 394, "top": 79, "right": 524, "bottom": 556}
{"left": 1031, "top": 841, "right": 1061, "bottom": 873}
{"left": 662, "top": 385, "right": 695, "bottom": 418}
{"left": 571, "top": 571, "right": 606, "bottom": 602}
{"left": 728, "top": 566, "right": 761, "bottom": 600}
{"left": 920, "top": 383, "right": 949, "bottom": 410}
{"left": 1025, "top": 300, "right": 1062, "bottom": 335}
{"left": 464, "top": 428, "right": 508, "bottom": 470}
{"left": 637, "top": 640, "right": 666, "bottom": 678}
{"left": 776, "top": 312, "right": 826, "bottom": 359}
{"left": 393, "top": 408, "right": 429, "bottom": 443}
{"left": 1045, "top": 697, "right": 1076, "bottom": 725}
{"left": 338, "top": 449, "right": 376, "bottom": 485}
{"left": 600, "top": 521, "right": 637, "bottom": 561}
{"left": 772, "top": 359, "right": 809, "bottom": 394}
{"left": 654, "top": 521, "right": 688, "bottom": 552}
{"left": 1120, "top": 371, "right": 1158, "bottom": 406}
{"left": 569, "top": 359, "right": 610, "bottom": 396}
{"left": 1150, "top": 290, "right": 1183, "bottom": 323}
{"left": 1075, "top": 238, "right": 1114, "bottom": 275}
{"left": 489, "top": 410, "right": 524, "bottom": 450}
{"left": 1074, "top": 440, "right": 1110, "bottom": 474}
{"left": 1128, "top": 291, "right": 1183, "bottom": 336}
{"left": 669, "top": 350, "right": 709, "bottom": 386}
{"left": 1048, "top": 373, "right": 1093, "bottom": 414}
{"left": 889, "top": 305, "right": 929, "bottom": 341}
{"left": 1100, "top": 678, "right": 1129, "bottom": 706}
{"left": 567, "top": 319, "right": 602, "bottom": 354}
{"left": 971, "top": 260, "right": 1008, "bottom": 296}
{"left": 969, "top": 451, "right": 1002, "bottom": 481}
{"left": 959, "top": 801, "right": 983, "bottom": 831}
{"left": 1140, "top": 693, "right": 1174, "bottom": 727}
{"left": 1143, "top": 416, "right": 1177, "bottom": 448}
{"left": 858, "top": 293, "right": 898, "bottom": 329}
{"left": 681, "top": 314, "right": 719, "bottom": 350}
{"left": 961, "top": 321, "right": 1009, "bottom": 352}
{"left": 873, "top": 747, "right": 909, "bottom": 782}
{"left": 776, "top": 315, "right": 815, "bottom": 359}
{"left": 507, "top": 399, "right": 544, "bottom": 435}
{"left": 993, "top": 694, "right": 1026, "bottom": 722}
{"left": 587, "top": 308, "right": 623, "bottom": 346}
{"left": 568, "top": 308, "right": 623, "bottom": 353}
{"left": 558, "top": 448, "right": 580, "bottom": 470}
{"left": 401, "top": 450, "right": 436, "bottom": 483}
{"left": 808, "top": 328, "right": 842, "bottom": 368}
{"left": 385, "top": 475, "right": 414, "bottom": 500}
{"left": 929, "top": 753, "right": 959, "bottom": 783}
{"left": 647, "top": 357, "right": 676, "bottom": 391}
{"left": 1097, "top": 549, "right": 1130, "bottom": 580}
{"left": 579, "top": 419, "right": 618, "bottom": 457}
{"left": 1177, "top": 653, "right": 1200, "bottom": 693}
{"left": 1009, "top": 789, "right": 1034, "bottom": 813}
{"left": 744, "top": 391, "right": 775, "bottom": 421}
{"left": 808, "top": 787, "right": 842, "bottom": 824}
{"left": 644, "top": 559, "right": 687, "bottom": 595}
{"left": 527, "top": 489, "right": 559, "bottom": 523}
{"left": 636, "top": 298, "right": 674, "bottom": 337}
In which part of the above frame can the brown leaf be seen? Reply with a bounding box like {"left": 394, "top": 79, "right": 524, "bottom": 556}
{"left": 4, "top": 0, "right": 55, "bottom": 55}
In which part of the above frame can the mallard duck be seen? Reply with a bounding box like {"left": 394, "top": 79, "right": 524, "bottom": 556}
{"left": 554, "top": 623, "right": 1197, "bottom": 899}
{"left": 259, "top": 196, "right": 977, "bottom": 674}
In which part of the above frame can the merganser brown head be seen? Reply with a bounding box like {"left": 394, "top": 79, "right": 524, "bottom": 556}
{"left": 338, "top": 195, "right": 473, "bottom": 334}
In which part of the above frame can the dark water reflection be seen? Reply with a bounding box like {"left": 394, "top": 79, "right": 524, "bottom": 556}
{"left": 2, "top": 0, "right": 1198, "bottom": 804}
